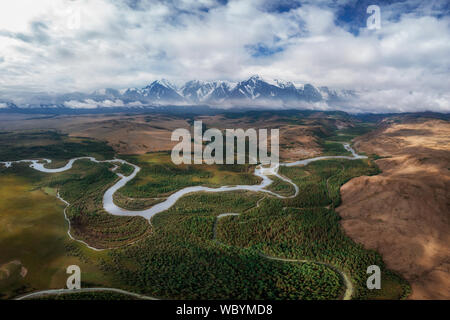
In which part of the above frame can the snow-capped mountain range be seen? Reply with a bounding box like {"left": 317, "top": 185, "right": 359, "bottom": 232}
{"left": 1, "top": 75, "right": 356, "bottom": 109}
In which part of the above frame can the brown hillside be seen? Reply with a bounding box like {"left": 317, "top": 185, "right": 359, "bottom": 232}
{"left": 337, "top": 119, "right": 450, "bottom": 299}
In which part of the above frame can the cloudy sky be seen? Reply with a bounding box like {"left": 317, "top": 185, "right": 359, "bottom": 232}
{"left": 0, "top": 0, "right": 449, "bottom": 112}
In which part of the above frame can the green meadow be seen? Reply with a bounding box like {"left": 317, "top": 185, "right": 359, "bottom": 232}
{"left": 0, "top": 166, "right": 113, "bottom": 299}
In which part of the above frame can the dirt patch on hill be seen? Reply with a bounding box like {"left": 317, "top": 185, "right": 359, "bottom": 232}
{"left": 0, "top": 260, "right": 27, "bottom": 280}
{"left": 337, "top": 119, "right": 450, "bottom": 299}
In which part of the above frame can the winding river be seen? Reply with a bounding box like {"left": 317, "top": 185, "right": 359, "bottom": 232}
{"left": 1, "top": 144, "right": 366, "bottom": 221}
{"left": 2, "top": 143, "right": 366, "bottom": 300}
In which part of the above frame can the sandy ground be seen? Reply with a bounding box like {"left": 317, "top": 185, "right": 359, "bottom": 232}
{"left": 337, "top": 119, "right": 450, "bottom": 299}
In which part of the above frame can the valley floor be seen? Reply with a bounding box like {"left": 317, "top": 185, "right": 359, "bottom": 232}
{"left": 2, "top": 113, "right": 445, "bottom": 300}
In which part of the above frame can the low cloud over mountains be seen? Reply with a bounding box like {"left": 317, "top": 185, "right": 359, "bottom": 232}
{"left": 1, "top": 75, "right": 362, "bottom": 111}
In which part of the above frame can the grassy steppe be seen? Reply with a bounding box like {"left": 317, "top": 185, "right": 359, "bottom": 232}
{"left": 0, "top": 165, "right": 113, "bottom": 299}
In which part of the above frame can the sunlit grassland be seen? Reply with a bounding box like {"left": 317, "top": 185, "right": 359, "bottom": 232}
{"left": 0, "top": 166, "right": 113, "bottom": 299}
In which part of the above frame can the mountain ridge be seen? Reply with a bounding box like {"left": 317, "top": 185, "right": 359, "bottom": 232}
{"left": 1, "top": 75, "right": 356, "bottom": 110}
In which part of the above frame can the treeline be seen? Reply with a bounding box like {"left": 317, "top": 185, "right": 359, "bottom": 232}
{"left": 280, "top": 159, "right": 380, "bottom": 209}
{"left": 115, "top": 163, "right": 134, "bottom": 176}
{"left": 0, "top": 131, "right": 115, "bottom": 161}
{"left": 266, "top": 175, "right": 296, "bottom": 197}
{"left": 319, "top": 141, "right": 351, "bottom": 156}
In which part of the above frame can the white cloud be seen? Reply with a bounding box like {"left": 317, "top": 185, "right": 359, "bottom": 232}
{"left": 0, "top": 0, "right": 449, "bottom": 112}
{"left": 64, "top": 98, "right": 143, "bottom": 108}
{"left": 64, "top": 99, "right": 99, "bottom": 109}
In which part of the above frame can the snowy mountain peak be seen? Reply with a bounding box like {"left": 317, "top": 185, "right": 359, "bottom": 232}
{"left": 273, "top": 79, "right": 295, "bottom": 89}
{"left": 4, "top": 77, "right": 359, "bottom": 109}
{"left": 248, "top": 75, "right": 262, "bottom": 82}
{"left": 146, "top": 79, "right": 177, "bottom": 90}
{"left": 181, "top": 80, "right": 216, "bottom": 102}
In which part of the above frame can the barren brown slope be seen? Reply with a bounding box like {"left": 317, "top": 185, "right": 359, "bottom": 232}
{"left": 0, "top": 113, "right": 332, "bottom": 157}
{"left": 198, "top": 114, "right": 326, "bottom": 161}
{"left": 0, "top": 114, "right": 190, "bottom": 154}
{"left": 337, "top": 119, "right": 450, "bottom": 299}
